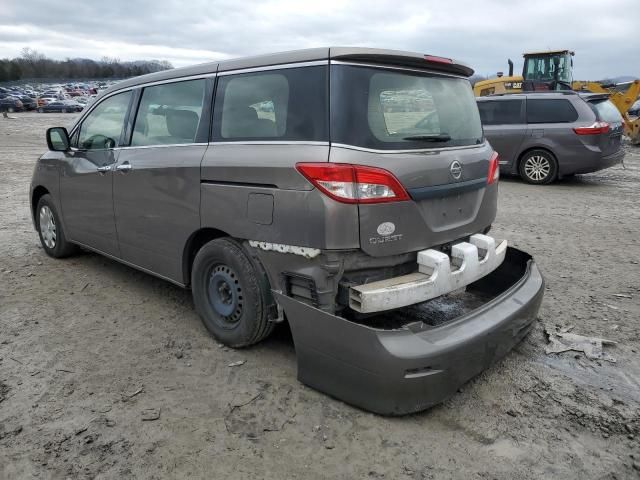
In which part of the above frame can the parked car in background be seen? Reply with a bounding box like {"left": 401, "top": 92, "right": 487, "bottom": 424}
{"left": 37, "top": 101, "right": 82, "bottom": 113}
{"left": 477, "top": 92, "right": 625, "bottom": 184}
{"left": 18, "top": 95, "right": 37, "bottom": 110}
{"left": 0, "top": 97, "right": 24, "bottom": 112}
{"left": 37, "top": 96, "right": 59, "bottom": 107}
{"left": 629, "top": 99, "right": 640, "bottom": 117}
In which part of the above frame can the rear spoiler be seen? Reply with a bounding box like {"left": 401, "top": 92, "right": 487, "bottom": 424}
{"left": 580, "top": 93, "right": 611, "bottom": 102}
{"left": 329, "top": 47, "right": 474, "bottom": 78}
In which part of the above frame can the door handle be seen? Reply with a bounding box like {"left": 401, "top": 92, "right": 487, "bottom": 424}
{"left": 97, "top": 165, "right": 112, "bottom": 173}
{"left": 116, "top": 162, "right": 132, "bottom": 172}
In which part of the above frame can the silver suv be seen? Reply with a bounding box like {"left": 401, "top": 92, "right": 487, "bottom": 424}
{"left": 477, "top": 92, "right": 625, "bottom": 184}
{"left": 31, "top": 48, "right": 544, "bottom": 414}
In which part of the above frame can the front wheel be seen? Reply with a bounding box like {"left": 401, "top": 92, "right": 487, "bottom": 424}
{"left": 191, "top": 238, "right": 274, "bottom": 347}
{"left": 36, "top": 194, "right": 78, "bottom": 258}
{"left": 519, "top": 150, "right": 558, "bottom": 185}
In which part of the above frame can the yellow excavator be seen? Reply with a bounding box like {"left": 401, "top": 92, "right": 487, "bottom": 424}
{"left": 474, "top": 50, "right": 640, "bottom": 144}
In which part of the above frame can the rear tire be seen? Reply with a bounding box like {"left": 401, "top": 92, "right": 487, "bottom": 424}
{"left": 36, "top": 194, "right": 78, "bottom": 258}
{"left": 191, "top": 238, "right": 274, "bottom": 347}
{"left": 519, "top": 149, "right": 558, "bottom": 185}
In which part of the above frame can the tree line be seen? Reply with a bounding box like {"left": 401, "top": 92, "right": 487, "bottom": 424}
{"left": 0, "top": 48, "right": 173, "bottom": 83}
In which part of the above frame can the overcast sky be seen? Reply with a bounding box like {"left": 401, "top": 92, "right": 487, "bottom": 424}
{"left": 1, "top": 0, "right": 637, "bottom": 79}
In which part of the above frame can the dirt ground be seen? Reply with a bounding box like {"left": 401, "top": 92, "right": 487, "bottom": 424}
{"left": 1, "top": 112, "right": 639, "bottom": 479}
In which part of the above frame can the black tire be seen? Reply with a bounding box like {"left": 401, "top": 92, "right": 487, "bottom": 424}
{"left": 35, "top": 194, "right": 78, "bottom": 258}
{"left": 518, "top": 149, "right": 558, "bottom": 185}
{"left": 192, "top": 238, "right": 274, "bottom": 347}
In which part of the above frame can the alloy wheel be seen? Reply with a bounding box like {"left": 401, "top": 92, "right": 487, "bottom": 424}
{"left": 524, "top": 155, "right": 551, "bottom": 182}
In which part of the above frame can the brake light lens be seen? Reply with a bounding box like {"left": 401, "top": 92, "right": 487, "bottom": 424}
{"left": 424, "top": 55, "right": 453, "bottom": 64}
{"left": 487, "top": 151, "right": 499, "bottom": 185}
{"left": 573, "top": 121, "right": 609, "bottom": 135}
{"left": 295, "top": 163, "right": 410, "bottom": 204}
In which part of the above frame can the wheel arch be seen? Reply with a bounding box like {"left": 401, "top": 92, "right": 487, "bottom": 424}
{"left": 182, "top": 227, "right": 230, "bottom": 286}
{"left": 31, "top": 185, "right": 50, "bottom": 228}
{"left": 517, "top": 145, "right": 558, "bottom": 169}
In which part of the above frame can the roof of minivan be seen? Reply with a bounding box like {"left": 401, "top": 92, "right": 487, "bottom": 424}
{"left": 103, "top": 47, "right": 474, "bottom": 96}
{"left": 477, "top": 92, "right": 581, "bottom": 101}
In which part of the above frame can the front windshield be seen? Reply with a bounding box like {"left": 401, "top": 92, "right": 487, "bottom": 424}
{"left": 523, "top": 53, "right": 572, "bottom": 84}
{"left": 331, "top": 65, "right": 483, "bottom": 149}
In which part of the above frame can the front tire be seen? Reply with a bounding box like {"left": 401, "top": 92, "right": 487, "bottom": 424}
{"left": 192, "top": 238, "right": 274, "bottom": 347}
{"left": 519, "top": 149, "right": 558, "bottom": 185}
{"left": 36, "top": 194, "right": 78, "bottom": 258}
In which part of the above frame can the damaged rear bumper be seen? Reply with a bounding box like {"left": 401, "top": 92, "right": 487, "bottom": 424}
{"left": 273, "top": 247, "right": 544, "bottom": 415}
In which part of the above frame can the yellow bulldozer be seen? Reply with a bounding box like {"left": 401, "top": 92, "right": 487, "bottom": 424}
{"left": 474, "top": 50, "right": 640, "bottom": 144}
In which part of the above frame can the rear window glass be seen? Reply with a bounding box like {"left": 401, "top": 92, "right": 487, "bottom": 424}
{"left": 590, "top": 100, "right": 622, "bottom": 124}
{"left": 213, "top": 66, "right": 328, "bottom": 141}
{"left": 331, "top": 65, "right": 483, "bottom": 150}
{"left": 477, "top": 100, "right": 523, "bottom": 125}
{"left": 526, "top": 99, "right": 578, "bottom": 123}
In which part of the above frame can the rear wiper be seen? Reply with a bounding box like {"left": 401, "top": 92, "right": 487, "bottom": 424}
{"left": 402, "top": 134, "right": 451, "bottom": 142}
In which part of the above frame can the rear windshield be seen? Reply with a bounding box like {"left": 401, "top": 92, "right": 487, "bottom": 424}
{"left": 589, "top": 99, "right": 623, "bottom": 124}
{"left": 331, "top": 65, "right": 483, "bottom": 149}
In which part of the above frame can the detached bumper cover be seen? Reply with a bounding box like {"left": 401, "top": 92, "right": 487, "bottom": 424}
{"left": 274, "top": 247, "right": 544, "bottom": 415}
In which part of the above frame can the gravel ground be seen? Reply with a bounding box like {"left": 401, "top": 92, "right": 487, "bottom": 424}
{"left": 1, "top": 112, "right": 639, "bottom": 479}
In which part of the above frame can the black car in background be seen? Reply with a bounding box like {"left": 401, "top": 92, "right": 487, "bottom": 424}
{"left": 0, "top": 97, "right": 24, "bottom": 112}
{"left": 18, "top": 95, "right": 37, "bottom": 110}
{"left": 37, "top": 101, "right": 82, "bottom": 113}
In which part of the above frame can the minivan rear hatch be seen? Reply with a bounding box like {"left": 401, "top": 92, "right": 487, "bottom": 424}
{"left": 328, "top": 60, "right": 497, "bottom": 257}
{"left": 585, "top": 96, "right": 624, "bottom": 157}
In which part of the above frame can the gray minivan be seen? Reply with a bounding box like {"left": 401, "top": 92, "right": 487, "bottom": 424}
{"left": 31, "top": 48, "right": 543, "bottom": 414}
{"left": 477, "top": 92, "right": 625, "bottom": 184}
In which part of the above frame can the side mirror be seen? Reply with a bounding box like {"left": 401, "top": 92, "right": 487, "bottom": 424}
{"left": 46, "top": 127, "right": 70, "bottom": 152}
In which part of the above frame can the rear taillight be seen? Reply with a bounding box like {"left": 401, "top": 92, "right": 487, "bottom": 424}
{"left": 487, "top": 151, "right": 499, "bottom": 185}
{"left": 573, "top": 121, "right": 609, "bottom": 135}
{"left": 295, "top": 163, "right": 410, "bottom": 204}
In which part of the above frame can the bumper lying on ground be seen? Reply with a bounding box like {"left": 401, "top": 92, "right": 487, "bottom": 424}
{"left": 274, "top": 247, "right": 544, "bottom": 415}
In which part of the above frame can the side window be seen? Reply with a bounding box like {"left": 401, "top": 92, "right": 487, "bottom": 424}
{"left": 131, "top": 79, "right": 206, "bottom": 146}
{"left": 526, "top": 99, "right": 578, "bottom": 123}
{"left": 478, "top": 100, "right": 523, "bottom": 125}
{"left": 213, "top": 65, "right": 328, "bottom": 142}
{"left": 78, "top": 91, "right": 132, "bottom": 149}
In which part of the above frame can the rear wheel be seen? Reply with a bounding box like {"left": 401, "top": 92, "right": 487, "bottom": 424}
{"left": 36, "top": 194, "right": 78, "bottom": 258}
{"left": 191, "top": 238, "right": 274, "bottom": 347}
{"left": 519, "top": 149, "right": 557, "bottom": 185}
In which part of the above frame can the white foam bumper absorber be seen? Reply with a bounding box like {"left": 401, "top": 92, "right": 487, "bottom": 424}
{"left": 349, "top": 234, "right": 508, "bottom": 314}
